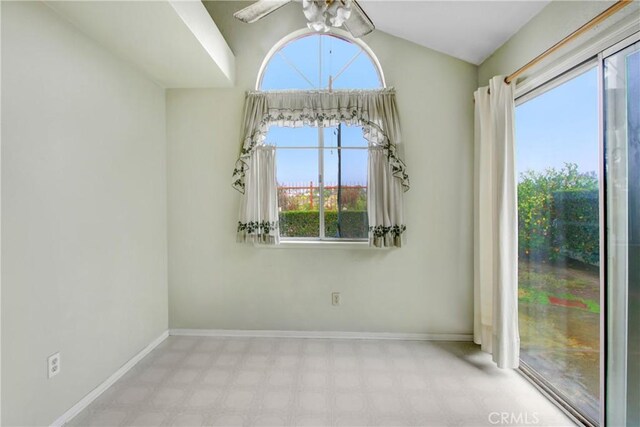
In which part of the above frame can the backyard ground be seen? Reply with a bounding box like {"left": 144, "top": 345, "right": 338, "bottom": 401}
{"left": 518, "top": 259, "right": 600, "bottom": 422}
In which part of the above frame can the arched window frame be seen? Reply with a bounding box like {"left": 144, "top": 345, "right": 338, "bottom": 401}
{"left": 235, "top": 28, "right": 407, "bottom": 248}
{"left": 256, "top": 28, "right": 386, "bottom": 91}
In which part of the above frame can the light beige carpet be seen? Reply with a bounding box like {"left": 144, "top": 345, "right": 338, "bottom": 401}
{"left": 69, "top": 336, "right": 574, "bottom": 426}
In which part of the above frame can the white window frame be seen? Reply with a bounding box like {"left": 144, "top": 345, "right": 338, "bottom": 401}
{"left": 257, "top": 29, "right": 385, "bottom": 246}
{"left": 269, "top": 124, "right": 370, "bottom": 244}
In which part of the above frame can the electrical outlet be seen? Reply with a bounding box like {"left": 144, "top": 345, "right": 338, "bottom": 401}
{"left": 331, "top": 292, "right": 341, "bottom": 306}
{"left": 48, "top": 352, "right": 60, "bottom": 379}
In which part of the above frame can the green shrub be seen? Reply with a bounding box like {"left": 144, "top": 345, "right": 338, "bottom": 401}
{"left": 279, "top": 211, "right": 320, "bottom": 237}
{"left": 279, "top": 210, "right": 368, "bottom": 239}
{"left": 324, "top": 211, "right": 369, "bottom": 238}
{"left": 552, "top": 190, "right": 599, "bottom": 264}
{"left": 518, "top": 163, "right": 599, "bottom": 265}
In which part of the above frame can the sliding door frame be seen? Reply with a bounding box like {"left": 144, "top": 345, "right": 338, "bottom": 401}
{"left": 601, "top": 31, "right": 640, "bottom": 427}
{"left": 514, "top": 30, "right": 640, "bottom": 427}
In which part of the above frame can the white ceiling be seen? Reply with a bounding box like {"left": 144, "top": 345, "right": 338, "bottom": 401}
{"left": 360, "top": 0, "right": 550, "bottom": 65}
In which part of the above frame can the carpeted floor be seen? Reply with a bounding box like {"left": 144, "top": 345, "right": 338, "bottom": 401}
{"left": 68, "top": 336, "right": 574, "bottom": 426}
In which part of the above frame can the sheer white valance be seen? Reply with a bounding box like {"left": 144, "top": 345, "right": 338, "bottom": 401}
{"left": 233, "top": 88, "right": 409, "bottom": 247}
{"left": 232, "top": 89, "right": 409, "bottom": 193}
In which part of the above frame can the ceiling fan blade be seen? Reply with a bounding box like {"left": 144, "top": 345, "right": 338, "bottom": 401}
{"left": 343, "top": 0, "right": 375, "bottom": 38}
{"left": 233, "top": 0, "right": 293, "bottom": 24}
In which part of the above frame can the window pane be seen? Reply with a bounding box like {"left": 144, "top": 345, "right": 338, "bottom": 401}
{"left": 280, "top": 35, "right": 321, "bottom": 87}
{"left": 325, "top": 124, "right": 368, "bottom": 148}
{"left": 319, "top": 35, "right": 380, "bottom": 89}
{"left": 276, "top": 148, "right": 319, "bottom": 238}
{"left": 273, "top": 126, "right": 369, "bottom": 240}
{"left": 320, "top": 35, "right": 359, "bottom": 87}
{"left": 260, "top": 34, "right": 382, "bottom": 91}
{"left": 516, "top": 67, "right": 600, "bottom": 422}
{"left": 331, "top": 51, "right": 381, "bottom": 90}
{"left": 604, "top": 42, "right": 640, "bottom": 426}
{"left": 260, "top": 53, "right": 315, "bottom": 90}
{"left": 323, "top": 141, "right": 368, "bottom": 239}
{"left": 267, "top": 126, "right": 318, "bottom": 148}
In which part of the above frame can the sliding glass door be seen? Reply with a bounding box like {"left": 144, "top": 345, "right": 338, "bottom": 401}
{"left": 515, "top": 65, "right": 602, "bottom": 424}
{"left": 604, "top": 38, "right": 639, "bottom": 427}
{"left": 514, "top": 33, "right": 639, "bottom": 426}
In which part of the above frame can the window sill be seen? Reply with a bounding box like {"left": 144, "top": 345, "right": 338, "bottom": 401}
{"left": 256, "top": 240, "right": 381, "bottom": 249}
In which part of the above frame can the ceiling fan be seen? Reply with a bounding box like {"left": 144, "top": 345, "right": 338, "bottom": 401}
{"left": 233, "top": 0, "right": 375, "bottom": 38}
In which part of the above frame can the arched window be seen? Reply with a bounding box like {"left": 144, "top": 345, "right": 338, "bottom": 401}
{"left": 259, "top": 31, "right": 385, "bottom": 241}
{"left": 235, "top": 30, "right": 406, "bottom": 247}
{"left": 258, "top": 31, "right": 384, "bottom": 91}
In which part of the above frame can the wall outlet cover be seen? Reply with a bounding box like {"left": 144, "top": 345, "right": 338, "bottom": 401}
{"left": 331, "top": 292, "right": 341, "bottom": 306}
{"left": 48, "top": 352, "right": 60, "bottom": 379}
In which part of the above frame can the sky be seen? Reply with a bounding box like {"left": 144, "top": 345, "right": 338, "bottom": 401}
{"left": 515, "top": 67, "right": 599, "bottom": 180}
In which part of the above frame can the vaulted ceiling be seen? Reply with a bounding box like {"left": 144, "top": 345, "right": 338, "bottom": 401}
{"left": 349, "top": 0, "right": 551, "bottom": 65}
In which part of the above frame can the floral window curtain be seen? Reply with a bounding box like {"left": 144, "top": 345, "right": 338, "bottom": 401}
{"left": 232, "top": 89, "right": 410, "bottom": 247}
{"left": 236, "top": 145, "right": 279, "bottom": 245}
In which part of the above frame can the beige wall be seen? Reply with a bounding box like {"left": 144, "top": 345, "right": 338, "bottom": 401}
{"left": 166, "top": 1, "right": 477, "bottom": 334}
{"left": 1, "top": 2, "right": 168, "bottom": 425}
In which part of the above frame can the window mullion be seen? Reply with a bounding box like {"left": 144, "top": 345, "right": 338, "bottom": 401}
{"left": 332, "top": 50, "right": 363, "bottom": 86}
{"left": 318, "top": 127, "right": 325, "bottom": 239}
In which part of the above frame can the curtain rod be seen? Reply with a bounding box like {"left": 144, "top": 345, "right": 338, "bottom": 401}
{"left": 504, "top": 0, "right": 633, "bottom": 84}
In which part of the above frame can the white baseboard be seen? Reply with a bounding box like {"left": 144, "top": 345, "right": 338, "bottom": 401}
{"left": 169, "top": 329, "right": 473, "bottom": 342}
{"left": 51, "top": 330, "right": 169, "bottom": 427}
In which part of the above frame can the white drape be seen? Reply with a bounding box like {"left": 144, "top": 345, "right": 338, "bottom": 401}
{"left": 237, "top": 146, "right": 279, "bottom": 245}
{"left": 233, "top": 89, "right": 409, "bottom": 247}
{"left": 473, "top": 76, "right": 520, "bottom": 369}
